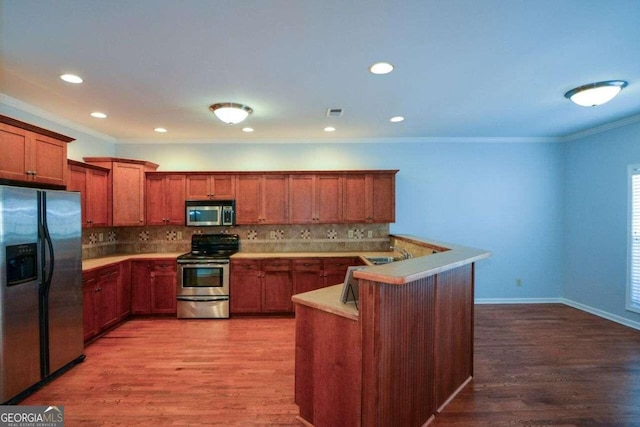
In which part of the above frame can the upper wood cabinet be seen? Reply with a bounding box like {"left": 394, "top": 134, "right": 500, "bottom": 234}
{"left": 67, "top": 160, "right": 110, "bottom": 228}
{"left": 343, "top": 172, "right": 396, "bottom": 223}
{"left": 185, "top": 174, "right": 235, "bottom": 200}
{"left": 289, "top": 174, "right": 343, "bottom": 224}
{"left": 83, "top": 157, "right": 159, "bottom": 226}
{"left": 236, "top": 174, "right": 289, "bottom": 224}
{"left": 0, "top": 115, "right": 73, "bottom": 186}
{"left": 146, "top": 173, "right": 186, "bottom": 225}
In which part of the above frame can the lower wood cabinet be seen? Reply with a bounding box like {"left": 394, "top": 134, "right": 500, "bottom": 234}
{"left": 292, "top": 257, "right": 363, "bottom": 295}
{"left": 82, "top": 265, "right": 121, "bottom": 343}
{"left": 230, "top": 259, "right": 293, "bottom": 314}
{"left": 131, "top": 260, "right": 177, "bottom": 315}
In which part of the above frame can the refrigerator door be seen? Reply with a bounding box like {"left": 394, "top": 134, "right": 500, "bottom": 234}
{"left": 0, "top": 186, "right": 41, "bottom": 403}
{"left": 42, "top": 190, "right": 83, "bottom": 375}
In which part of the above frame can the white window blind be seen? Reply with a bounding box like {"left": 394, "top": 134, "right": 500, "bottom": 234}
{"left": 627, "top": 166, "right": 640, "bottom": 313}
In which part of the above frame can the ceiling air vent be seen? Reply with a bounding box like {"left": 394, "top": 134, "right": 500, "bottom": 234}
{"left": 326, "top": 108, "right": 344, "bottom": 118}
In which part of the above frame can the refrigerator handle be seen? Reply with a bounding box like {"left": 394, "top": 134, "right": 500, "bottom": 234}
{"left": 40, "top": 196, "right": 55, "bottom": 290}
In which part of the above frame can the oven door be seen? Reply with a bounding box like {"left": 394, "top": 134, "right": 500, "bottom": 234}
{"left": 178, "top": 262, "right": 229, "bottom": 297}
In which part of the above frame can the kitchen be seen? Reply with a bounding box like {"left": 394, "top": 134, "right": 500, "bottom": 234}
{"left": 2, "top": 1, "right": 640, "bottom": 425}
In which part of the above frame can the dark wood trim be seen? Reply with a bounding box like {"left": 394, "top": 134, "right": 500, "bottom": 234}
{"left": 0, "top": 114, "right": 74, "bottom": 142}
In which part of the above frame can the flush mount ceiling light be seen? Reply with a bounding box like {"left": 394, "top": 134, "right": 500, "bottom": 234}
{"left": 154, "top": 127, "right": 167, "bottom": 133}
{"left": 60, "top": 74, "right": 83, "bottom": 84}
{"left": 209, "top": 103, "right": 253, "bottom": 124}
{"left": 369, "top": 62, "right": 394, "bottom": 75}
{"left": 90, "top": 112, "right": 107, "bottom": 119}
{"left": 390, "top": 116, "right": 405, "bottom": 123}
{"left": 564, "top": 80, "right": 628, "bottom": 107}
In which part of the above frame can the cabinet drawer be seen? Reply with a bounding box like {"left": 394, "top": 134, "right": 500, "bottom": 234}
{"left": 232, "top": 260, "right": 260, "bottom": 271}
{"left": 263, "top": 259, "right": 291, "bottom": 271}
{"left": 293, "top": 259, "right": 322, "bottom": 271}
{"left": 323, "top": 257, "right": 359, "bottom": 270}
{"left": 150, "top": 260, "right": 176, "bottom": 271}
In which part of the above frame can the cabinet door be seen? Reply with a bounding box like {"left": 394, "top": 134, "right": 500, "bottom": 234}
{"left": 165, "top": 175, "right": 186, "bottom": 224}
{"left": 292, "top": 259, "right": 324, "bottom": 294}
{"left": 130, "top": 261, "right": 152, "bottom": 314}
{"left": 262, "top": 175, "right": 289, "bottom": 224}
{"left": 150, "top": 262, "right": 177, "bottom": 314}
{"left": 343, "top": 174, "right": 368, "bottom": 222}
{"left": 289, "top": 175, "right": 314, "bottom": 223}
{"left": 97, "top": 267, "right": 119, "bottom": 330}
{"left": 323, "top": 257, "right": 360, "bottom": 287}
{"left": 86, "top": 168, "right": 109, "bottom": 227}
{"left": 185, "top": 175, "right": 211, "bottom": 200}
{"left": 32, "top": 133, "right": 67, "bottom": 186}
{"left": 316, "top": 175, "right": 343, "bottom": 223}
{"left": 236, "top": 175, "right": 262, "bottom": 224}
{"left": 263, "top": 270, "right": 293, "bottom": 312}
{"left": 82, "top": 272, "right": 99, "bottom": 342}
{"left": 118, "top": 261, "right": 131, "bottom": 320}
{"left": 112, "top": 162, "right": 145, "bottom": 226}
{"left": 230, "top": 260, "right": 262, "bottom": 313}
{"left": 67, "top": 165, "right": 87, "bottom": 226}
{"left": 145, "top": 175, "right": 166, "bottom": 225}
{"left": 370, "top": 173, "right": 395, "bottom": 222}
{"left": 211, "top": 175, "right": 236, "bottom": 200}
{"left": 0, "top": 123, "right": 29, "bottom": 181}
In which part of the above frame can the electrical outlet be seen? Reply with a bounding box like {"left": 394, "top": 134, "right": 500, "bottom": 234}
{"left": 177, "top": 231, "right": 182, "bottom": 240}
{"left": 516, "top": 278, "right": 522, "bottom": 287}
{"left": 98, "top": 233, "right": 103, "bottom": 242}
{"left": 270, "top": 231, "right": 276, "bottom": 239}
{"left": 348, "top": 229, "right": 354, "bottom": 238}
{"left": 367, "top": 231, "right": 373, "bottom": 238}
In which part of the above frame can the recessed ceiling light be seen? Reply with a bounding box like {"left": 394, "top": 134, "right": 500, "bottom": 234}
{"left": 60, "top": 74, "right": 83, "bottom": 84}
{"left": 369, "top": 62, "right": 394, "bottom": 75}
{"left": 242, "top": 127, "right": 254, "bottom": 132}
{"left": 90, "top": 112, "right": 107, "bottom": 119}
{"left": 324, "top": 126, "right": 336, "bottom": 132}
{"left": 154, "top": 127, "right": 168, "bottom": 133}
{"left": 390, "top": 116, "right": 405, "bottom": 123}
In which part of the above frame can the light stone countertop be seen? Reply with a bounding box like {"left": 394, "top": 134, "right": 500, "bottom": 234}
{"left": 82, "top": 252, "right": 185, "bottom": 272}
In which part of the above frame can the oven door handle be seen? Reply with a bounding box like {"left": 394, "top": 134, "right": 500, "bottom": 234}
{"left": 177, "top": 296, "right": 230, "bottom": 302}
{"left": 179, "top": 262, "right": 229, "bottom": 268}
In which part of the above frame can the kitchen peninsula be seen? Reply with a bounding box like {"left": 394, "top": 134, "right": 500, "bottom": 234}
{"left": 292, "top": 235, "right": 491, "bottom": 427}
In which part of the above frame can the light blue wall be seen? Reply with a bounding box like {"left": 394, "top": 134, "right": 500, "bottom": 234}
{"left": 563, "top": 120, "right": 640, "bottom": 324}
{"left": 117, "top": 141, "right": 565, "bottom": 300}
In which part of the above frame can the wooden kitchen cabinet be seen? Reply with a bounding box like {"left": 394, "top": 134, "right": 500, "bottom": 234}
{"left": 0, "top": 116, "right": 73, "bottom": 186}
{"left": 292, "top": 257, "right": 363, "bottom": 295}
{"left": 185, "top": 174, "right": 236, "bottom": 200}
{"left": 230, "top": 258, "right": 293, "bottom": 314}
{"left": 83, "top": 157, "right": 159, "bottom": 226}
{"left": 236, "top": 174, "right": 288, "bottom": 224}
{"left": 130, "top": 259, "right": 177, "bottom": 315}
{"left": 118, "top": 261, "right": 131, "bottom": 320}
{"left": 67, "top": 160, "right": 110, "bottom": 228}
{"left": 289, "top": 174, "right": 343, "bottom": 224}
{"left": 146, "top": 173, "right": 186, "bottom": 225}
{"left": 343, "top": 172, "right": 396, "bottom": 223}
{"left": 82, "top": 265, "right": 120, "bottom": 343}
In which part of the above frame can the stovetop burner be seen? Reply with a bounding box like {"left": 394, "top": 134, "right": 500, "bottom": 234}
{"left": 177, "top": 233, "right": 240, "bottom": 263}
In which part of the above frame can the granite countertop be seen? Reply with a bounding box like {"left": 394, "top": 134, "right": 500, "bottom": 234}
{"left": 292, "top": 284, "right": 359, "bottom": 321}
{"left": 82, "top": 252, "right": 185, "bottom": 272}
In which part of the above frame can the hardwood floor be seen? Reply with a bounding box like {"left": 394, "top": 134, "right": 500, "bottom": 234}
{"left": 22, "top": 305, "right": 640, "bottom": 426}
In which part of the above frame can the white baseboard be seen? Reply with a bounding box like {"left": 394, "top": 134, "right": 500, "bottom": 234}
{"left": 474, "top": 297, "right": 640, "bottom": 331}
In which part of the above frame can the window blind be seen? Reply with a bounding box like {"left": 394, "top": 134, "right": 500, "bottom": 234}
{"left": 628, "top": 168, "right": 640, "bottom": 312}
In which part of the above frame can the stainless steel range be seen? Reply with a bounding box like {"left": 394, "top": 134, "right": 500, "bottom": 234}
{"left": 176, "top": 233, "right": 239, "bottom": 319}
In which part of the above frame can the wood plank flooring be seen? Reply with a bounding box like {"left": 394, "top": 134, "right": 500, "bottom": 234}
{"left": 22, "top": 305, "right": 640, "bottom": 426}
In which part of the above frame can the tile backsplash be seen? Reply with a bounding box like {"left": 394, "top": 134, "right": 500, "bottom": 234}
{"left": 83, "top": 223, "right": 390, "bottom": 259}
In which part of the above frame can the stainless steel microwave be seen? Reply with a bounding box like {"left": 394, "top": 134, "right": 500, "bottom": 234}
{"left": 185, "top": 200, "right": 235, "bottom": 226}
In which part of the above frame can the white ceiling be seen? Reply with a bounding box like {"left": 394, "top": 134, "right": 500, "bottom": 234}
{"left": 2, "top": 0, "right": 640, "bottom": 141}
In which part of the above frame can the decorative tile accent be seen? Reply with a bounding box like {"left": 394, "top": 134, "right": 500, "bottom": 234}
{"left": 166, "top": 230, "right": 178, "bottom": 241}
{"left": 353, "top": 229, "right": 364, "bottom": 239}
{"left": 327, "top": 229, "right": 337, "bottom": 240}
{"left": 273, "top": 229, "right": 285, "bottom": 240}
{"left": 88, "top": 233, "right": 98, "bottom": 244}
{"left": 247, "top": 230, "right": 258, "bottom": 240}
{"left": 300, "top": 229, "right": 311, "bottom": 240}
{"left": 139, "top": 231, "right": 150, "bottom": 241}
{"left": 107, "top": 231, "right": 117, "bottom": 242}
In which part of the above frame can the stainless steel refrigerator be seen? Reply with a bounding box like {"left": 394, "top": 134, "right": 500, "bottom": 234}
{"left": 0, "top": 185, "right": 84, "bottom": 404}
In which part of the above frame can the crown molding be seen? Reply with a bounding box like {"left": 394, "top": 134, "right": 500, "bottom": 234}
{"left": 0, "top": 93, "right": 116, "bottom": 143}
{"left": 561, "top": 113, "right": 640, "bottom": 142}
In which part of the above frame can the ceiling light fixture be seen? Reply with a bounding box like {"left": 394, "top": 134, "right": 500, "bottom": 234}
{"left": 242, "top": 127, "right": 254, "bottom": 133}
{"left": 390, "top": 116, "right": 405, "bottom": 123}
{"left": 154, "top": 127, "right": 167, "bottom": 133}
{"left": 90, "top": 112, "right": 107, "bottom": 119}
{"left": 209, "top": 103, "right": 253, "bottom": 124}
{"left": 564, "top": 80, "right": 628, "bottom": 107}
{"left": 324, "top": 126, "right": 336, "bottom": 132}
{"left": 369, "top": 62, "right": 394, "bottom": 75}
{"left": 60, "top": 74, "right": 83, "bottom": 84}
